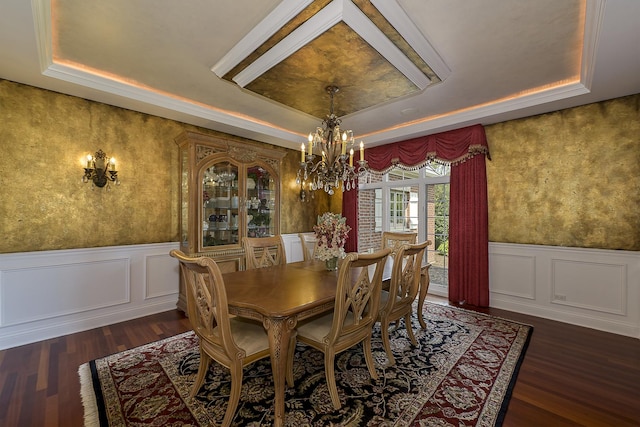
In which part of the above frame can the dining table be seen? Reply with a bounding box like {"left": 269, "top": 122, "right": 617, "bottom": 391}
{"left": 222, "top": 257, "right": 431, "bottom": 426}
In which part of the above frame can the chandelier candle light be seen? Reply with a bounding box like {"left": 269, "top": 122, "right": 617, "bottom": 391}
{"left": 297, "top": 86, "right": 368, "bottom": 195}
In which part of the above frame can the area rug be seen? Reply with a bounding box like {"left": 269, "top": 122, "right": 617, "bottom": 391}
{"left": 79, "top": 303, "right": 532, "bottom": 426}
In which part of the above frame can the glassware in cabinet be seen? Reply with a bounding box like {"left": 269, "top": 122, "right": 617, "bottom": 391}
{"left": 202, "top": 160, "right": 239, "bottom": 248}
{"left": 246, "top": 166, "right": 277, "bottom": 238}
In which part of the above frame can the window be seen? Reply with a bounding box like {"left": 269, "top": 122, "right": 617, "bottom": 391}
{"left": 358, "top": 163, "right": 450, "bottom": 295}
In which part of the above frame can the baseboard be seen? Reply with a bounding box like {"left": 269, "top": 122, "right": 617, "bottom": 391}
{"left": 0, "top": 300, "right": 178, "bottom": 350}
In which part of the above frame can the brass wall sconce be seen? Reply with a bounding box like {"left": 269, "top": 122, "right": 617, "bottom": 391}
{"left": 83, "top": 149, "right": 120, "bottom": 188}
{"left": 299, "top": 179, "right": 313, "bottom": 202}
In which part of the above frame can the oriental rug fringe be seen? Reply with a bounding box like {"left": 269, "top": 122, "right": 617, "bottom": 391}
{"left": 79, "top": 302, "right": 532, "bottom": 426}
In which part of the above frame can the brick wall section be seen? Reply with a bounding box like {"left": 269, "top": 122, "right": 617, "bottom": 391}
{"left": 358, "top": 188, "right": 381, "bottom": 251}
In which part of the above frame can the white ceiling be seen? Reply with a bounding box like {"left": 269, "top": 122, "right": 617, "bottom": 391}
{"left": 0, "top": 0, "right": 638, "bottom": 151}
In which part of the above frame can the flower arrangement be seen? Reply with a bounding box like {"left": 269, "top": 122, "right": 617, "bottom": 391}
{"left": 313, "top": 212, "right": 351, "bottom": 261}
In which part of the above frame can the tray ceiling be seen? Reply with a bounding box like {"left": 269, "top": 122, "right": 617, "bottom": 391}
{"left": 0, "top": 0, "right": 639, "bottom": 149}
{"left": 214, "top": 0, "right": 443, "bottom": 117}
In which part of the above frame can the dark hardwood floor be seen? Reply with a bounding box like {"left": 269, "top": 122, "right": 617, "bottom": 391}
{"left": 1, "top": 297, "right": 638, "bottom": 426}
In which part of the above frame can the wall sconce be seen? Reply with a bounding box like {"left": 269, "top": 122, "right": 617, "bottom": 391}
{"left": 83, "top": 149, "right": 120, "bottom": 189}
{"left": 299, "top": 179, "right": 313, "bottom": 202}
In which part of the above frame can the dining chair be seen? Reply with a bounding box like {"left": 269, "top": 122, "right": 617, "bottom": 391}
{"left": 298, "top": 232, "right": 318, "bottom": 261}
{"left": 170, "top": 249, "right": 289, "bottom": 427}
{"left": 376, "top": 240, "right": 430, "bottom": 366}
{"left": 242, "top": 235, "right": 286, "bottom": 269}
{"left": 380, "top": 231, "right": 417, "bottom": 254}
{"left": 290, "top": 248, "right": 392, "bottom": 410}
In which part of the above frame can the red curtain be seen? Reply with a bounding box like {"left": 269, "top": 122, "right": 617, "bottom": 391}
{"left": 448, "top": 153, "right": 489, "bottom": 307}
{"left": 344, "top": 124, "right": 490, "bottom": 307}
{"left": 342, "top": 186, "right": 359, "bottom": 253}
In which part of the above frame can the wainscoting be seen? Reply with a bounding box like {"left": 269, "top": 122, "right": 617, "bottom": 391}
{"left": 489, "top": 242, "right": 640, "bottom": 339}
{"left": 1, "top": 239, "right": 637, "bottom": 350}
{"left": 0, "top": 243, "right": 181, "bottom": 350}
{"left": 0, "top": 238, "right": 305, "bottom": 350}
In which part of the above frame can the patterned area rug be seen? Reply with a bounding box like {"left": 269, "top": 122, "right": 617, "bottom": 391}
{"left": 79, "top": 303, "right": 532, "bottom": 426}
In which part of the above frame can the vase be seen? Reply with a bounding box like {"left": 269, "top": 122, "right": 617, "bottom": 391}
{"left": 325, "top": 257, "right": 338, "bottom": 271}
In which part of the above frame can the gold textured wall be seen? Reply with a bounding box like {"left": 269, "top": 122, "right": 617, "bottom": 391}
{"left": 0, "top": 79, "right": 322, "bottom": 253}
{"left": 2, "top": 79, "right": 637, "bottom": 253}
{"left": 280, "top": 151, "right": 331, "bottom": 233}
{"left": 485, "top": 93, "right": 640, "bottom": 250}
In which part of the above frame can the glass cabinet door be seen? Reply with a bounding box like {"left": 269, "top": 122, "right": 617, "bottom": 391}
{"left": 202, "top": 161, "right": 240, "bottom": 248}
{"left": 246, "top": 165, "right": 276, "bottom": 238}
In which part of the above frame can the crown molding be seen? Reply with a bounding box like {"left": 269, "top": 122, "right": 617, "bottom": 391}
{"left": 210, "top": 0, "right": 313, "bottom": 78}
{"left": 364, "top": 82, "right": 591, "bottom": 145}
{"left": 371, "top": 0, "right": 451, "bottom": 81}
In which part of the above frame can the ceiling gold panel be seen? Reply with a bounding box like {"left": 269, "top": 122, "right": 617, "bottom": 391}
{"left": 351, "top": 0, "right": 440, "bottom": 82}
{"left": 245, "top": 22, "right": 418, "bottom": 118}
{"left": 221, "top": 0, "right": 439, "bottom": 118}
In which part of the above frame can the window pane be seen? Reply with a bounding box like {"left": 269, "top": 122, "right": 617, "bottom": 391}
{"left": 389, "top": 186, "right": 418, "bottom": 232}
{"left": 426, "top": 183, "right": 449, "bottom": 288}
{"left": 388, "top": 169, "right": 404, "bottom": 182}
{"left": 387, "top": 166, "right": 421, "bottom": 181}
{"left": 424, "top": 162, "right": 451, "bottom": 178}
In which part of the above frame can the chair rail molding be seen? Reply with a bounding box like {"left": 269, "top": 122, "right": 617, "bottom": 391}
{"left": 489, "top": 242, "right": 640, "bottom": 339}
{"left": 0, "top": 242, "right": 180, "bottom": 350}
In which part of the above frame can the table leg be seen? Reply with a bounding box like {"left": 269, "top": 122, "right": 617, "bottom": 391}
{"left": 263, "top": 316, "right": 296, "bottom": 427}
{"left": 418, "top": 265, "right": 431, "bottom": 329}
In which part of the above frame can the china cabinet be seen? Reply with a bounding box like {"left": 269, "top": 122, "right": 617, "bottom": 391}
{"left": 175, "top": 131, "right": 286, "bottom": 312}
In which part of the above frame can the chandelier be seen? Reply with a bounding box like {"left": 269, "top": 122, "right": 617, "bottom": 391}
{"left": 296, "top": 86, "right": 368, "bottom": 196}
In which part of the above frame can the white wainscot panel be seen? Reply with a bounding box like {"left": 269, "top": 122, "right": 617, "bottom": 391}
{"left": 489, "top": 242, "right": 640, "bottom": 339}
{"left": 551, "top": 259, "right": 626, "bottom": 315}
{"left": 145, "top": 253, "right": 179, "bottom": 299}
{"left": 282, "top": 233, "right": 304, "bottom": 263}
{"left": 1, "top": 258, "right": 129, "bottom": 326}
{"left": 0, "top": 242, "right": 180, "bottom": 350}
{"left": 490, "top": 253, "right": 535, "bottom": 300}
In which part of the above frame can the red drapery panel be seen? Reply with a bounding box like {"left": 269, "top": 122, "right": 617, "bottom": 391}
{"left": 448, "top": 154, "right": 489, "bottom": 307}
{"left": 347, "top": 124, "right": 490, "bottom": 306}
{"left": 342, "top": 187, "right": 359, "bottom": 253}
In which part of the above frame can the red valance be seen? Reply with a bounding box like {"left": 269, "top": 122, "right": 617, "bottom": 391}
{"left": 363, "top": 124, "right": 490, "bottom": 172}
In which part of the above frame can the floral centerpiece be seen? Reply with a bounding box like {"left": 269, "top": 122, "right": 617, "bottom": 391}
{"left": 313, "top": 212, "right": 351, "bottom": 270}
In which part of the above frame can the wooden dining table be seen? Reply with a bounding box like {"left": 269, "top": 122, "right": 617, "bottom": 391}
{"left": 222, "top": 258, "right": 431, "bottom": 426}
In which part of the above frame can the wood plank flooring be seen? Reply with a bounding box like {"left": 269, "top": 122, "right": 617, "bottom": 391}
{"left": 0, "top": 297, "right": 638, "bottom": 426}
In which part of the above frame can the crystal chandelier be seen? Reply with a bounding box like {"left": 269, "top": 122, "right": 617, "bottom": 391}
{"left": 296, "top": 86, "right": 368, "bottom": 196}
